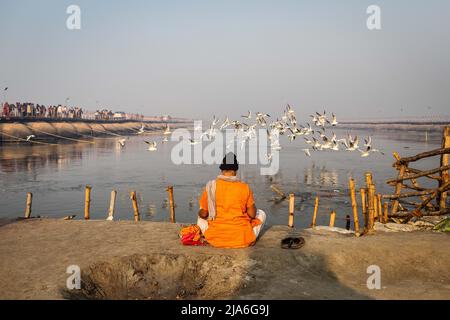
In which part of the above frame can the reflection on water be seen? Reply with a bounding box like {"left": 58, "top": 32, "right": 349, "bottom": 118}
{"left": 303, "top": 164, "right": 339, "bottom": 187}
{"left": 0, "top": 128, "right": 441, "bottom": 228}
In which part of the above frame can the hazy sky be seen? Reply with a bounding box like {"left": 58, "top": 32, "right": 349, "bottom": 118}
{"left": 1, "top": 0, "right": 449, "bottom": 120}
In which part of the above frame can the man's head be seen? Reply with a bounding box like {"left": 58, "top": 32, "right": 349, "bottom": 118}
{"left": 219, "top": 152, "right": 238, "bottom": 176}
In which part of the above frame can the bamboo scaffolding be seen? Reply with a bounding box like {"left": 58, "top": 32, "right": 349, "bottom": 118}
{"left": 412, "top": 181, "right": 450, "bottom": 217}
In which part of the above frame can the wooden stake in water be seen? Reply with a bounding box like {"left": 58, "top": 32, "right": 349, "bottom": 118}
{"left": 383, "top": 202, "right": 389, "bottom": 224}
{"left": 368, "top": 184, "right": 375, "bottom": 230}
{"left": 107, "top": 190, "right": 117, "bottom": 221}
{"left": 377, "top": 194, "right": 383, "bottom": 223}
{"left": 84, "top": 185, "right": 92, "bottom": 220}
{"left": 349, "top": 178, "right": 360, "bottom": 235}
{"left": 25, "top": 192, "right": 33, "bottom": 219}
{"left": 360, "top": 188, "right": 368, "bottom": 229}
{"left": 311, "top": 196, "right": 319, "bottom": 228}
{"left": 288, "top": 193, "right": 295, "bottom": 228}
{"left": 130, "top": 191, "right": 140, "bottom": 222}
{"left": 329, "top": 210, "right": 336, "bottom": 228}
{"left": 167, "top": 186, "right": 176, "bottom": 223}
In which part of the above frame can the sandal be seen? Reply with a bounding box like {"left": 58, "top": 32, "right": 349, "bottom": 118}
{"left": 281, "top": 236, "right": 305, "bottom": 249}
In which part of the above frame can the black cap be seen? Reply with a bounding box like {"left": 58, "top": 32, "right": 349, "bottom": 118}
{"left": 219, "top": 152, "right": 239, "bottom": 171}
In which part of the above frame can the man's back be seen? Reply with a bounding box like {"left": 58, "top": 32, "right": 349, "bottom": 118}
{"left": 200, "top": 179, "right": 258, "bottom": 248}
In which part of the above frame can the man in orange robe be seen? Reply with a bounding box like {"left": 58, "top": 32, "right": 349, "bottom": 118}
{"left": 197, "top": 153, "right": 266, "bottom": 248}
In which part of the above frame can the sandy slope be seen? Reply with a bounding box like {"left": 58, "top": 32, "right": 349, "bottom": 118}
{"left": 0, "top": 218, "right": 448, "bottom": 300}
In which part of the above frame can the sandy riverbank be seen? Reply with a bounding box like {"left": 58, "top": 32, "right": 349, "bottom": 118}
{"left": 0, "top": 218, "right": 448, "bottom": 300}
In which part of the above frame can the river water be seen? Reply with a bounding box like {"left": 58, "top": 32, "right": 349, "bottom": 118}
{"left": 0, "top": 127, "right": 442, "bottom": 229}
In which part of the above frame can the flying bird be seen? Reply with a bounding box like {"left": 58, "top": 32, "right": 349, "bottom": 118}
{"left": 144, "top": 140, "right": 157, "bottom": 151}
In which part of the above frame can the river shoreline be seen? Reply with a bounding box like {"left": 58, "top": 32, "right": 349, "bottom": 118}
{"left": 0, "top": 119, "right": 191, "bottom": 143}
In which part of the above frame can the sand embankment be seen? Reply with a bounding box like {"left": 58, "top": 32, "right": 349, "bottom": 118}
{"left": 0, "top": 120, "right": 189, "bottom": 142}
{"left": 0, "top": 218, "right": 448, "bottom": 300}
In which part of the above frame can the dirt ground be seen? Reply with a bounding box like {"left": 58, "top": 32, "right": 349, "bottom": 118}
{"left": 0, "top": 218, "right": 448, "bottom": 300}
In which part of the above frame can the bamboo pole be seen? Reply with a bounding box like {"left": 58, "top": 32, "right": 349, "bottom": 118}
{"left": 377, "top": 194, "right": 383, "bottom": 223}
{"left": 386, "top": 165, "right": 450, "bottom": 184}
{"left": 383, "top": 188, "right": 444, "bottom": 200}
{"left": 329, "top": 210, "right": 336, "bottom": 228}
{"left": 84, "top": 185, "right": 92, "bottom": 220}
{"left": 349, "top": 178, "right": 360, "bottom": 235}
{"left": 167, "top": 186, "right": 176, "bottom": 223}
{"left": 107, "top": 190, "right": 117, "bottom": 221}
{"left": 373, "top": 184, "right": 379, "bottom": 220}
{"left": 130, "top": 191, "right": 140, "bottom": 222}
{"left": 271, "top": 185, "right": 287, "bottom": 200}
{"left": 288, "top": 193, "right": 295, "bottom": 228}
{"left": 383, "top": 202, "right": 389, "bottom": 224}
{"left": 413, "top": 181, "right": 450, "bottom": 217}
{"left": 367, "top": 184, "right": 375, "bottom": 230}
{"left": 395, "top": 147, "right": 450, "bottom": 165}
{"left": 392, "top": 162, "right": 406, "bottom": 215}
{"left": 439, "top": 126, "right": 450, "bottom": 209}
{"left": 389, "top": 208, "right": 450, "bottom": 218}
{"left": 25, "top": 192, "right": 32, "bottom": 219}
{"left": 311, "top": 196, "right": 319, "bottom": 228}
{"left": 365, "top": 172, "right": 373, "bottom": 188}
{"left": 360, "top": 188, "right": 368, "bottom": 229}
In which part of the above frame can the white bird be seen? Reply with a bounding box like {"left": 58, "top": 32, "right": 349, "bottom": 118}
{"left": 162, "top": 136, "right": 169, "bottom": 143}
{"left": 220, "top": 117, "right": 231, "bottom": 130}
{"left": 163, "top": 125, "right": 171, "bottom": 135}
{"left": 331, "top": 113, "right": 338, "bottom": 126}
{"left": 211, "top": 115, "right": 220, "bottom": 127}
{"left": 26, "top": 135, "right": 35, "bottom": 141}
{"left": 137, "top": 124, "right": 146, "bottom": 134}
{"left": 117, "top": 138, "right": 126, "bottom": 147}
{"left": 302, "top": 148, "right": 311, "bottom": 157}
{"left": 145, "top": 141, "right": 157, "bottom": 151}
{"left": 241, "top": 110, "right": 252, "bottom": 119}
{"left": 188, "top": 138, "right": 200, "bottom": 145}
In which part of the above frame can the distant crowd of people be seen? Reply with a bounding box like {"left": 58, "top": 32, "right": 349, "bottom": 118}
{"left": 1, "top": 102, "right": 83, "bottom": 119}
{"left": 1, "top": 102, "right": 145, "bottom": 121}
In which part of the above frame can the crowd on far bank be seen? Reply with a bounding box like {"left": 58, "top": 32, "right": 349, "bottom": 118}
{"left": 1, "top": 102, "right": 144, "bottom": 121}
{"left": 1, "top": 102, "right": 83, "bottom": 119}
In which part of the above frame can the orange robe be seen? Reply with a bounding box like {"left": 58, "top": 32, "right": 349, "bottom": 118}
{"left": 199, "top": 179, "right": 261, "bottom": 248}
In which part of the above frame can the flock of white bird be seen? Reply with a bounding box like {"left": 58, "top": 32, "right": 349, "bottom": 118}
{"left": 184, "top": 104, "right": 384, "bottom": 160}
{"left": 116, "top": 124, "right": 171, "bottom": 151}
{"left": 114, "top": 104, "right": 384, "bottom": 159}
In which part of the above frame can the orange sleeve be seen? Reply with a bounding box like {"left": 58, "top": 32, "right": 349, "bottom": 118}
{"left": 199, "top": 189, "right": 208, "bottom": 212}
{"left": 247, "top": 186, "right": 255, "bottom": 208}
